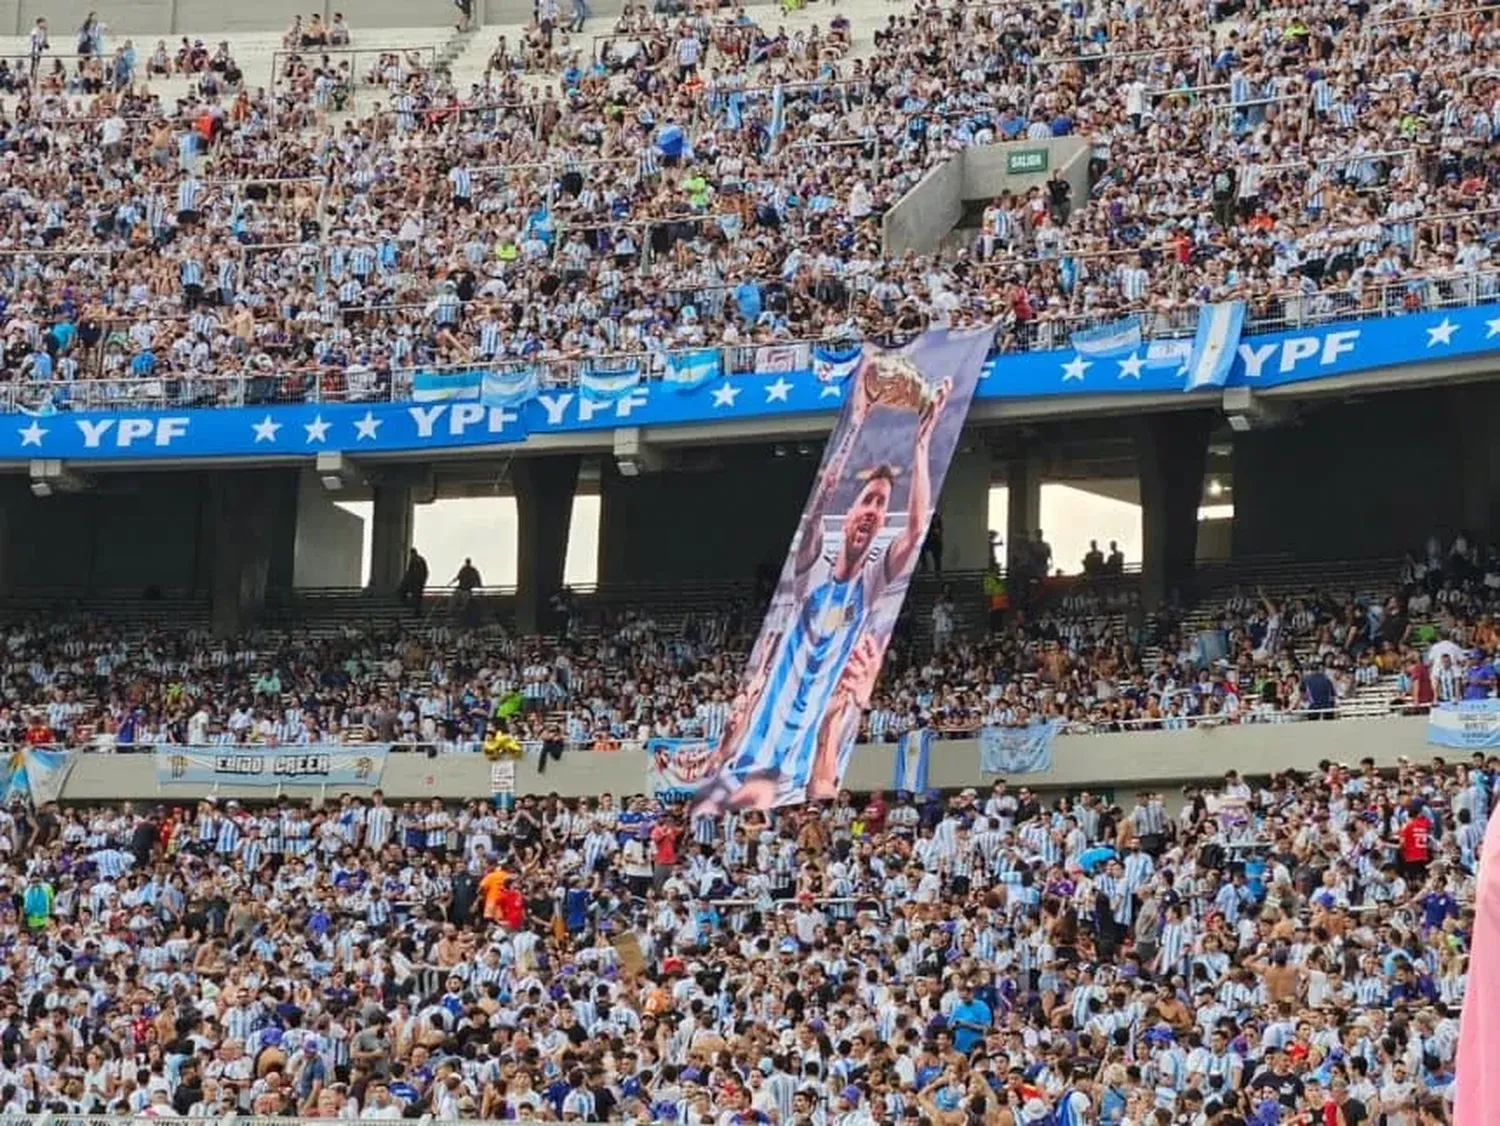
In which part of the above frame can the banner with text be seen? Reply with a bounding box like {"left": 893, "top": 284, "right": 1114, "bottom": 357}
{"left": 647, "top": 737, "right": 720, "bottom": 801}
{"left": 1429, "top": 701, "right": 1500, "bottom": 749}
{"left": 154, "top": 746, "right": 391, "bottom": 788}
{"left": 692, "top": 326, "right": 995, "bottom": 812}
{"left": 978, "top": 722, "right": 1061, "bottom": 775}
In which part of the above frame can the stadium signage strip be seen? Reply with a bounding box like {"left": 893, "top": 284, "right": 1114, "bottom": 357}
{"left": 2, "top": 307, "right": 1495, "bottom": 461}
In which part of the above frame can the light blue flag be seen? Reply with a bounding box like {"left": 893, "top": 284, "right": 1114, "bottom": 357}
{"left": 481, "top": 367, "right": 540, "bottom": 408}
{"left": 892, "top": 726, "right": 932, "bottom": 793}
{"left": 412, "top": 370, "right": 482, "bottom": 403}
{"left": 662, "top": 348, "right": 722, "bottom": 392}
{"left": 1070, "top": 316, "right": 1143, "bottom": 359}
{"left": 978, "top": 721, "right": 1060, "bottom": 775}
{"left": 811, "top": 341, "right": 863, "bottom": 384}
{"left": 726, "top": 91, "right": 744, "bottom": 131}
{"left": 770, "top": 83, "right": 785, "bottom": 140}
{"left": 1144, "top": 338, "right": 1194, "bottom": 371}
{"left": 579, "top": 363, "right": 642, "bottom": 403}
{"left": 1183, "top": 301, "right": 1247, "bottom": 392}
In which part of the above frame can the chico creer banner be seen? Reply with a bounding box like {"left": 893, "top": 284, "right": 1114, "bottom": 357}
{"left": 155, "top": 745, "right": 390, "bottom": 788}
{"left": 693, "top": 326, "right": 995, "bottom": 812}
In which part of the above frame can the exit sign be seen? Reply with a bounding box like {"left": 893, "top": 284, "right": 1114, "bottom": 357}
{"left": 1006, "top": 149, "right": 1048, "bottom": 174}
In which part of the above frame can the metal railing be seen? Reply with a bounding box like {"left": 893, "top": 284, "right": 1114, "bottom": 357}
{"left": 0, "top": 268, "right": 1495, "bottom": 414}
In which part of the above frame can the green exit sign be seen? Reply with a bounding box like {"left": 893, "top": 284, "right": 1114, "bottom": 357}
{"left": 1006, "top": 149, "right": 1048, "bottom": 174}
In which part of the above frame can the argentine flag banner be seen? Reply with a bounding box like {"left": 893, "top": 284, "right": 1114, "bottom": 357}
{"left": 663, "top": 348, "right": 723, "bottom": 392}
{"left": 1069, "top": 316, "right": 1143, "bottom": 359}
{"left": 812, "top": 341, "right": 864, "bottom": 384}
{"left": 480, "top": 366, "right": 540, "bottom": 409}
{"left": 412, "top": 370, "right": 482, "bottom": 403}
{"left": 1183, "top": 301, "right": 1247, "bottom": 392}
{"left": 892, "top": 726, "right": 932, "bottom": 793}
{"left": 579, "top": 361, "right": 643, "bottom": 403}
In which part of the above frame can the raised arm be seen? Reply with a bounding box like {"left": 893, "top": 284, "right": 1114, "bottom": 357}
{"left": 882, "top": 379, "right": 951, "bottom": 590}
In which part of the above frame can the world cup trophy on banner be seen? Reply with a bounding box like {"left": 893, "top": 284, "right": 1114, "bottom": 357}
{"left": 860, "top": 353, "right": 942, "bottom": 415}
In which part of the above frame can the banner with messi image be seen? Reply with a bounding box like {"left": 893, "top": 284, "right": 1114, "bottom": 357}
{"left": 692, "top": 326, "right": 995, "bottom": 812}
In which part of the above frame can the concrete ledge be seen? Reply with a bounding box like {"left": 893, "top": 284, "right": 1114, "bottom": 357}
{"left": 59, "top": 715, "right": 1432, "bottom": 803}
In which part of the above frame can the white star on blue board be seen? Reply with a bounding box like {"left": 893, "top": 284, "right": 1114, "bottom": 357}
{"left": 1426, "top": 318, "right": 1459, "bottom": 347}
{"left": 18, "top": 420, "right": 47, "bottom": 447}
{"left": 251, "top": 416, "right": 281, "bottom": 443}
{"left": 1117, "top": 353, "right": 1145, "bottom": 380}
{"left": 711, "top": 383, "right": 741, "bottom": 408}
{"left": 819, "top": 381, "right": 843, "bottom": 399}
{"left": 1486, "top": 317, "right": 1500, "bottom": 339}
{"left": 765, "top": 377, "right": 793, "bottom": 403}
{"left": 1061, "top": 355, "right": 1091, "bottom": 382}
{"left": 304, "top": 415, "right": 331, "bottom": 443}
{"left": 353, "top": 411, "right": 382, "bottom": 441}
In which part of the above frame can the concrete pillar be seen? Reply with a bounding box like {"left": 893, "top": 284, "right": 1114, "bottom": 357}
{"left": 1135, "top": 411, "right": 1213, "bottom": 610}
{"left": 936, "top": 446, "right": 993, "bottom": 572}
{"left": 514, "top": 455, "right": 580, "bottom": 633}
{"left": 208, "top": 471, "right": 297, "bottom": 636}
{"left": 294, "top": 469, "right": 364, "bottom": 588}
{"left": 596, "top": 462, "right": 630, "bottom": 588}
{"left": 368, "top": 485, "right": 414, "bottom": 593}
{"left": 1449, "top": 384, "right": 1500, "bottom": 541}
{"left": 1004, "top": 454, "right": 1040, "bottom": 577}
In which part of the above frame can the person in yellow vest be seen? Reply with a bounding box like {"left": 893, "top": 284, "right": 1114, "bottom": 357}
{"left": 984, "top": 568, "right": 1009, "bottom": 629}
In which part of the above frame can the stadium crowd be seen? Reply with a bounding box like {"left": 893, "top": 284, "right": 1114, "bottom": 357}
{"left": 0, "top": 752, "right": 1473, "bottom": 1125}
{"left": 0, "top": 0, "right": 1496, "bottom": 409}
{"left": 0, "top": 532, "right": 1496, "bottom": 754}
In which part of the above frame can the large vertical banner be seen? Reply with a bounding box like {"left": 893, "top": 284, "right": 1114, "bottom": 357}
{"left": 693, "top": 326, "right": 995, "bottom": 812}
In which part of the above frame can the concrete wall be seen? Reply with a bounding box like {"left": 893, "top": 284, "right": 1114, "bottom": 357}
{"left": 599, "top": 450, "right": 817, "bottom": 585}
{"left": 10, "top": 0, "right": 458, "bottom": 36}
{"left": 0, "top": 468, "right": 298, "bottom": 600}
{"left": 959, "top": 136, "right": 1090, "bottom": 210}
{"left": 882, "top": 156, "right": 964, "bottom": 257}
{"left": 883, "top": 138, "right": 1092, "bottom": 257}
{"left": 1232, "top": 390, "right": 1463, "bottom": 561}
{"left": 0, "top": 473, "right": 212, "bottom": 592}
{"left": 293, "top": 470, "right": 363, "bottom": 590}
{"left": 936, "top": 447, "right": 993, "bottom": 571}
{"left": 57, "top": 715, "right": 1433, "bottom": 803}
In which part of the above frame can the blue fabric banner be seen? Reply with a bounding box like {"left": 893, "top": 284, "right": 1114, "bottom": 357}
{"left": 812, "top": 341, "right": 864, "bottom": 384}
{"left": 579, "top": 362, "right": 643, "bottom": 402}
{"left": 662, "top": 348, "right": 722, "bottom": 391}
{"left": 892, "top": 727, "right": 933, "bottom": 793}
{"left": 412, "top": 370, "right": 482, "bottom": 402}
{"left": 1183, "top": 301, "right": 1247, "bottom": 392}
{"left": 1070, "top": 316, "right": 1143, "bottom": 359}
{"left": 692, "top": 325, "right": 996, "bottom": 812}
{"left": 481, "top": 367, "right": 540, "bottom": 409}
{"left": 1429, "top": 701, "right": 1500, "bottom": 748}
{"left": 646, "top": 737, "right": 719, "bottom": 801}
{"left": 978, "top": 722, "right": 1060, "bottom": 775}
{"left": 154, "top": 745, "right": 391, "bottom": 788}
{"left": 0, "top": 748, "right": 76, "bottom": 805}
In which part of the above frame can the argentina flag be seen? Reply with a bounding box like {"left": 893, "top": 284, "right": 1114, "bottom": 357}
{"left": 1144, "top": 338, "right": 1194, "bottom": 371}
{"left": 725, "top": 91, "right": 744, "bottom": 131}
{"left": 579, "top": 361, "right": 642, "bottom": 403}
{"left": 770, "top": 83, "right": 785, "bottom": 140}
{"left": 1069, "top": 315, "right": 1143, "bottom": 360}
{"left": 412, "top": 369, "right": 482, "bottom": 403}
{"left": 1182, "top": 301, "right": 1247, "bottom": 392}
{"left": 662, "top": 347, "right": 722, "bottom": 392}
{"left": 480, "top": 366, "right": 539, "bottom": 408}
{"left": 812, "top": 341, "right": 863, "bottom": 384}
{"left": 892, "top": 726, "right": 932, "bottom": 793}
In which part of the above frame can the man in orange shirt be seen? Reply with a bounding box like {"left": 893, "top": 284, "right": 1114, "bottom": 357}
{"left": 478, "top": 862, "right": 509, "bottom": 923}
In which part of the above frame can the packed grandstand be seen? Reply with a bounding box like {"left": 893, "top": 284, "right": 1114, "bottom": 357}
{"left": 0, "top": 0, "right": 1490, "bottom": 1124}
